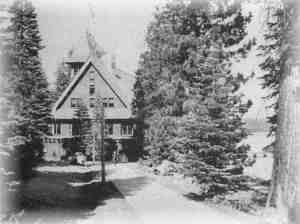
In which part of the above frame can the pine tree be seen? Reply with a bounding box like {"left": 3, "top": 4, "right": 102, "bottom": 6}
{"left": 258, "top": 7, "right": 283, "bottom": 138}
{"left": 132, "top": 69, "right": 146, "bottom": 154}
{"left": 260, "top": 1, "right": 300, "bottom": 222}
{"left": 0, "top": 1, "right": 23, "bottom": 215}
{"left": 258, "top": 3, "right": 284, "bottom": 208}
{"left": 74, "top": 102, "right": 93, "bottom": 157}
{"left": 2, "top": 0, "right": 51, "bottom": 179}
{"left": 133, "top": 0, "right": 255, "bottom": 194}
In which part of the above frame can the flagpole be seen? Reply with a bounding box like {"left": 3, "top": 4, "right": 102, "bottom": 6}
{"left": 100, "top": 97, "right": 106, "bottom": 184}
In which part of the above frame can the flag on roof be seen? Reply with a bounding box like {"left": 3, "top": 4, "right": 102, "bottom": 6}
{"left": 86, "top": 31, "right": 106, "bottom": 59}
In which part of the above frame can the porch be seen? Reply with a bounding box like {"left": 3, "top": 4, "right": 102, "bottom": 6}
{"left": 43, "top": 118, "right": 138, "bottom": 162}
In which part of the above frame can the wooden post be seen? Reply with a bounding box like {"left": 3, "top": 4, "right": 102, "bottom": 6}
{"left": 94, "top": 97, "right": 106, "bottom": 183}
{"left": 92, "top": 133, "right": 96, "bottom": 162}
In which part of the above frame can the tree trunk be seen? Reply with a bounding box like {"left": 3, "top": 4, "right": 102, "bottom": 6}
{"left": 272, "top": 2, "right": 300, "bottom": 223}
{"left": 276, "top": 65, "right": 300, "bottom": 224}
{"left": 266, "top": 153, "right": 279, "bottom": 208}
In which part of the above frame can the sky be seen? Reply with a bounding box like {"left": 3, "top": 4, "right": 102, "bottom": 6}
{"left": 30, "top": 0, "right": 269, "bottom": 120}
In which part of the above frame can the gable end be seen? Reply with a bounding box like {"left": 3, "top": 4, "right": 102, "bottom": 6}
{"left": 55, "top": 61, "right": 128, "bottom": 112}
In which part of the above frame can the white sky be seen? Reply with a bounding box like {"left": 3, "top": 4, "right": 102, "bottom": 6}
{"left": 30, "top": 0, "right": 269, "bottom": 120}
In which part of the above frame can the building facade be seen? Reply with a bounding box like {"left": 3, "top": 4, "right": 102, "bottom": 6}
{"left": 43, "top": 33, "right": 138, "bottom": 162}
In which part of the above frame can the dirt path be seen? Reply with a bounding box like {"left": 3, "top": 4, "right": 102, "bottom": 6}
{"left": 109, "top": 163, "right": 252, "bottom": 224}
{"left": 16, "top": 163, "right": 260, "bottom": 224}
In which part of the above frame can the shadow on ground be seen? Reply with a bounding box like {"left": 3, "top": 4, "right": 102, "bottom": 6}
{"left": 110, "top": 176, "right": 149, "bottom": 197}
{"left": 15, "top": 167, "right": 122, "bottom": 224}
{"left": 184, "top": 192, "right": 207, "bottom": 201}
{"left": 183, "top": 176, "right": 269, "bottom": 214}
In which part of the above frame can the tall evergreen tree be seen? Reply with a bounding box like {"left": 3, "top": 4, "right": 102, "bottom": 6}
{"left": 2, "top": 0, "right": 51, "bottom": 178}
{"left": 0, "top": 1, "right": 23, "bottom": 215}
{"left": 258, "top": 2, "right": 284, "bottom": 207}
{"left": 133, "top": 0, "right": 255, "bottom": 194}
{"left": 258, "top": 5, "right": 283, "bottom": 138}
{"left": 132, "top": 70, "right": 146, "bottom": 153}
{"left": 74, "top": 102, "right": 93, "bottom": 157}
{"left": 260, "top": 3, "right": 300, "bottom": 223}
{"left": 269, "top": 1, "right": 300, "bottom": 222}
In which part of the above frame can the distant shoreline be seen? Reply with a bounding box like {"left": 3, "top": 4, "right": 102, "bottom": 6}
{"left": 244, "top": 118, "right": 270, "bottom": 134}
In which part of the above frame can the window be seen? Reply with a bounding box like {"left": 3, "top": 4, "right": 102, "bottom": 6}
{"left": 68, "top": 123, "right": 72, "bottom": 136}
{"left": 105, "top": 123, "right": 113, "bottom": 135}
{"left": 89, "top": 98, "right": 95, "bottom": 108}
{"left": 103, "top": 97, "right": 114, "bottom": 108}
{"left": 89, "top": 84, "right": 95, "bottom": 95}
{"left": 72, "top": 122, "right": 80, "bottom": 136}
{"left": 74, "top": 66, "right": 80, "bottom": 74}
{"left": 89, "top": 71, "right": 95, "bottom": 82}
{"left": 103, "top": 98, "right": 108, "bottom": 108}
{"left": 121, "top": 124, "right": 133, "bottom": 136}
{"left": 54, "top": 123, "right": 61, "bottom": 135}
{"left": 48, "top": 124, "right": 53, "bottom": 136}
{"left": 73, "top": 63, "right": 84, "bottom": 74}
{"left": 89, "top": 71, "right": 95, "bottom": 95}
{"left": 108, "top": 97, "right": 114, "bottom": 107}
{"left": 71, "top": 98, "right": 81, "bottom": 108}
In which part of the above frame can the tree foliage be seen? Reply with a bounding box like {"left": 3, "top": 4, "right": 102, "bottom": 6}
{"left": 74, "top": 102, "right": 94, "bottom": 157}
{"left": 258, "top": 4, "right": 284, "bottom": 137}
{"left": 132, "top": 70, "right": 146, "bottom": 152}
{"left": 1, "top": 0, "right": 51, "bottom": 179}
{"left": 133, "top": 0, "right": 255, "bottom": 194}
{"left": 259, "top": 1, "right": 300, "bottom": 214}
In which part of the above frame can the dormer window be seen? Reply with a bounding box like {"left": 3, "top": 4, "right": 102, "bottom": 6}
{"left": 70, "top": 62, "right": 84, "bottom": 76}
{"left": 74, "top": 64, "right": 81, "bottom": 74}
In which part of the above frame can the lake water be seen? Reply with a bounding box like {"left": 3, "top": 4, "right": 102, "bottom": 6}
{"left": 243, "top": 132, "right": 274, "bottom": 180}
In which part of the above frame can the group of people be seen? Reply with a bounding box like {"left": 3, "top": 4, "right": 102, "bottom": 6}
{"left": 71, "top": 140, "right": 124, "bottom": 165}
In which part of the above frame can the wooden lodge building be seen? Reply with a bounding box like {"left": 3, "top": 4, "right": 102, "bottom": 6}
{"left": 43, "top": 32, "right": 138, "bottom": 162}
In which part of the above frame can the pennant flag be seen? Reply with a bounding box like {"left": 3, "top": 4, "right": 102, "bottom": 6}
{"left": 86, "top": 31, "right": 106, "bottom": 59}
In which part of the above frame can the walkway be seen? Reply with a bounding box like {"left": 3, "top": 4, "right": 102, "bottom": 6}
{"left": 18, "top": 163, "right": 259, "bottom": 224}
{"left": 109, "top": 163, "right": 246, "bottom": 224}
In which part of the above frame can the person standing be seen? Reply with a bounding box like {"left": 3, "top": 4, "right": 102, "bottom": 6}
{"left": 113, "top": 140, "right": 122, "bottom": 164}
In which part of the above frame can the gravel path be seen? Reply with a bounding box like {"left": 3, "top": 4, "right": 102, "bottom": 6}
{"left": 110, "top": 163, "right": 246, "bottom": 224}
{"left": 17, "top": 163, "right": 260, "bottom": 224}
{"left": 80, "top": 196, "right": 141, "bottom": 224}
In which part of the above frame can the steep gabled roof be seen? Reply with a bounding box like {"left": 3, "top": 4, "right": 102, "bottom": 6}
{"left": 52, "top": 57, "right": 130, "bottom": 114}
{"left": 53, "top": 31, "right": 134, "bottom": 119}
